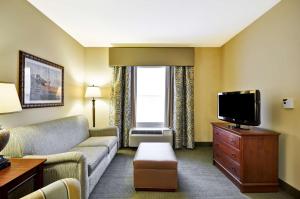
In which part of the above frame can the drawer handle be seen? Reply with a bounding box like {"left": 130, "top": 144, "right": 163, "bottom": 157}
{"left": 231, "top": 153, "right": 236, "bottom": 158}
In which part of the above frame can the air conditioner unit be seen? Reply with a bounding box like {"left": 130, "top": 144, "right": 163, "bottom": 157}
{"left": 129, "top": 128, "right": 173, "bottom": 147}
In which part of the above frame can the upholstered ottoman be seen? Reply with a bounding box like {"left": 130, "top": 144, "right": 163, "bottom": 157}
{"left": 133, "top": 142, "right": 178, "bottom": 191}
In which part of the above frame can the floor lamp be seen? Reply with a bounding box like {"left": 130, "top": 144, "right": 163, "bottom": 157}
{"left": 85, "top": 85, "right": 101, "bottom": 128}
{"left": 0, "top": 83, "right": 22, "bottom": 169}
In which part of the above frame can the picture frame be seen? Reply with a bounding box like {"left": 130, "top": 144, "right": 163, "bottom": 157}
{"left": 19, "top": 51, "right": 64, "bottom": 108}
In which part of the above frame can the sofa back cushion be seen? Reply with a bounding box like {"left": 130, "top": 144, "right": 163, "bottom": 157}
{"left": 2, "top": 115, "right": 89, "bottom": 157}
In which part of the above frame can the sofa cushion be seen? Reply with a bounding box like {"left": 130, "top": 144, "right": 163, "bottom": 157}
{"left": 70, "top": 146, "right": 108, "bottom": 175}
{"left": 2, "top": 115, "right": 90, "bottom": 157}
{"left": 77, "top": 136, "right": 118, "bottom": 152}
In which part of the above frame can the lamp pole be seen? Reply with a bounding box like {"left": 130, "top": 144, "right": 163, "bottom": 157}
{"left": 85, "top": 85, "right": 101, "bottom": 128}
{"left": 92, "top": 97, "right": 96, "bottom": 128}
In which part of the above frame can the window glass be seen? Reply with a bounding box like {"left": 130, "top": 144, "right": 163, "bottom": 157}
{"left": 136, "top": 67, "right": 166, "bottom": 127}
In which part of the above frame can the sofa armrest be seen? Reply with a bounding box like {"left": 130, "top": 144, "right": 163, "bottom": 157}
{"left": 89, "top": 126, "right": 119, "bottom": 137}
{"left": 23, "top": 152, "right": 88, "bottom": 199}
{"left": 21, "top": 178, "right": 81, "bottom": 199}
{"left": 23, "top": 151, "right": 85, "bottom": 165}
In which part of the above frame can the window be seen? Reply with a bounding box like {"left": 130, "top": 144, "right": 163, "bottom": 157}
{"left": 135, "top": 67, "right": 168, "bottom": 128}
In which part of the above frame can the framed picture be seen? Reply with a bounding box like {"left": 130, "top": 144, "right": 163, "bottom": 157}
{"left": 19, "top": 51, "right": 64, "bottom": 108}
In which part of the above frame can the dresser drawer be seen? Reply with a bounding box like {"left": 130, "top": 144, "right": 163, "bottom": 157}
{"left": 214, "top": 127, "right": 241, "bottom": 149}
{"left": 214, "top": 141, "right": 241, "bottom": 163}
{"left": 215, "top": 151, "right": 241, "bottom": 179}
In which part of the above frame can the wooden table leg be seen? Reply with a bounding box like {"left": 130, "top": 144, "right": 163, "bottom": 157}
{"left": 33, "top": 165, "right": 44, "bottom": 190}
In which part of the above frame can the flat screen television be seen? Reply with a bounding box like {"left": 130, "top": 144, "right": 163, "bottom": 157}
{"left": 218, "top": 90, "right": 261, "bottom": 127}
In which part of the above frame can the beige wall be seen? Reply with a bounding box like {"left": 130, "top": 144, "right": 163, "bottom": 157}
{"left": 194, "top": 48, "right": 221, "bottom": 142}
{"left": 84, "top": 48, "right": 111, "bottom": 128}
{"left": 221, "top": 0, "right": 300, "bottom": 190}
{"left": 0, "top": 0, "right": 85, "bottom": 127}
{"left": 109, "top": 47, "right": 194, "bottom": 66}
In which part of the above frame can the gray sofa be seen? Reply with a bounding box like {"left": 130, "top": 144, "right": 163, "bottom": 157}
{"left": 1, "top": 115, "right": 119, "bottom": 199}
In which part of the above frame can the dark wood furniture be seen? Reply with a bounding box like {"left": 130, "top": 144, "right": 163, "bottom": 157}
{"left": 212, "top": 122, "right": 279, "bottom": 193}
{"left": 0, "top": 158, "right": 46, "bottom": 199}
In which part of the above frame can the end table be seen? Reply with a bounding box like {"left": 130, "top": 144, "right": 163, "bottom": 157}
{"left": 0, "top": 158, "right": 46, "bottom": 199}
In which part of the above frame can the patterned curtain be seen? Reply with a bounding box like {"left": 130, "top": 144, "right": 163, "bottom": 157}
{"left": 109, "top": 66, "right": 135, "bottom": 147}
{"left": 172, "top": 66, "right": 194, "bottom": 149}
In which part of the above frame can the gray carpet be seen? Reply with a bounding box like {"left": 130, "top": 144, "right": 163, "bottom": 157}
{"left": 90, "top": 147, "right": 294, "bottom": 199}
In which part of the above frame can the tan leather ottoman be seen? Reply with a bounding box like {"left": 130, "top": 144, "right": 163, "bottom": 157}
{"left": 133, "top": 142, "right": 178, "bottom": 191}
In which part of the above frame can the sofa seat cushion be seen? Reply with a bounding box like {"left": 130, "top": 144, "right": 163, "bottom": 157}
{"left": 78, "top": 136, "right": 118, "bottom": 151}
{"left": 70, "top": 146, "right": 108, "bottom": 175}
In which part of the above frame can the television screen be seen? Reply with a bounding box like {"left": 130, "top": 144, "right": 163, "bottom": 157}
{"left": 218, "top": 90, "right": 260, "bottom": 126}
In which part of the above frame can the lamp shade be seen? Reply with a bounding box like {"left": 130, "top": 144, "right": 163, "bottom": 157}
{"left": 85, "top": 85, "right": 102, "bottom": 98}
{"left": 0, "top": 83, "right": 22, "bottom": 114}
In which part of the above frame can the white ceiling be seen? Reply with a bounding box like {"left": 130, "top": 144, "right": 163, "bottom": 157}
{"left": 27, "top": 0, "right": 281, "bottom": 47}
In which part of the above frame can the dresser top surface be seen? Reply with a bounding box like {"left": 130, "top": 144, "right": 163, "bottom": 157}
{"left": 212, "top": 122, "right": 280, "bottom": 136}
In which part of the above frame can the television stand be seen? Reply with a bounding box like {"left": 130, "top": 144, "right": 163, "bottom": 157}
{"left": 212, "top": 122, "right": 280, "bottom": 193}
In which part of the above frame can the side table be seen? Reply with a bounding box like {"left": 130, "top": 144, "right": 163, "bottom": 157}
{"left": 0, "top": 158, "right": 46, "bottom": 199}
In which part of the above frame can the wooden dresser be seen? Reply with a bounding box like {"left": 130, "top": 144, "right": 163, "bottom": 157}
{"left": 212, "top": 122, "right": 279, "bottom": 193}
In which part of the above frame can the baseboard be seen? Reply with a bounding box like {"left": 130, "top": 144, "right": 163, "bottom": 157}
{"left": 279, "top": 179, "right": 300, "bottom": 198}
{"left": 195, "top": 142, "right": 213, "bottom": 147}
